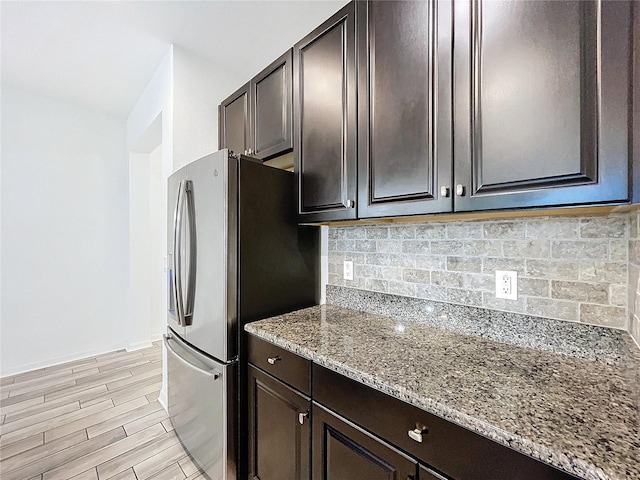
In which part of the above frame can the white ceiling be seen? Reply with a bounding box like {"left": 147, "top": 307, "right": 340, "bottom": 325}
{"left": 1, "top": 0, "right": 348, "bottom": 118}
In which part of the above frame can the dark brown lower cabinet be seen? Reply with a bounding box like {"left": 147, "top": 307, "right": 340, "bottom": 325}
{"left": 313, "top": 403, "right": 420, "bottom": 480}
{"left": 248, "top": 365, "right": 311, "bottom": 480}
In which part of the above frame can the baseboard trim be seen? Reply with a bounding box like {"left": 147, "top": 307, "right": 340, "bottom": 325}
{"left": 126, "top": 340, "right": 154, "bottom": 352}
{"left": 158, "top": 389, "right": 168, "bottom": 412}
{"left": 1, "top": 342, "right": 125, "bottom": 378}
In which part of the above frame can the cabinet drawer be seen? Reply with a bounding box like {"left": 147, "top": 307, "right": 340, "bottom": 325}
{"left": 248, "top": 335, "right": 311, "bottom": 396}
{"left": 313, "top": 364, "right": 577, "bottom": 480}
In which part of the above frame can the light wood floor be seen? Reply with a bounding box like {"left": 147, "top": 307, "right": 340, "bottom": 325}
{"left": 0, "top": 342, "right": 207, "bottom": 480}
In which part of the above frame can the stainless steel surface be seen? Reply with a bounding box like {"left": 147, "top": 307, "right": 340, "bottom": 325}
{"left": 181, "top": 150, "right": 236, "bottom": 362}
{"left": 174, "top": 180, "right": 187, "bottom": 327}
{"left": 440, "top": 186, "right": 450, "bottom": 197}
{"left": 267, "top": 356, "right": 281, "bottom": 365}
{"left": 167, "top": 168, "right": 186, "bottom": 337}
{"left": 456, "top": 184, "right": 465, "bottom": 196}
{"left": 183, "top": 180, "right": 197, "bottom": 326}
{"left": 163, "top": 334, "right": 219, "bottom": 380}
{"left": 165, "top": 330, "right": 230, "bottom": 480}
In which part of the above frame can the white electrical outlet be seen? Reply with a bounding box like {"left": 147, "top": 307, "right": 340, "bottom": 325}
{"left": 343, "top": 260, "right": 354, "bottom": 281}
{"left": 495, "top": 270, "right": 518, "bottom": 300}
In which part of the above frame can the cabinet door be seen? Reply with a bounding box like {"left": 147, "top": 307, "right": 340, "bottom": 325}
{"left": 219, "top": 83, "right": 251, "bottom": 155}
{"left": 357, "top": 0, "right": 453, "bottom": 218}
{"left": 313, "top": 403, "right": 418, "bottom": 480}
{"left": 294, "top": 2, "right": 357, "bottom": 222}
{"left": 248, "top": 365, "right": 311, "bottom": 480}
{"left": 453, "top": 0, "right": 632, "bottom": 211}
{"left": 251, "top": 49, "right": 293, "bottom": 161}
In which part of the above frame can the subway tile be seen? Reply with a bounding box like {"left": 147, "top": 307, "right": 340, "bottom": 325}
{"left": 551, "top": 241, "right": 609, "bottom": 260}
{"left": 366, "top": 253, "right": 414, "bottom": 268}
{"left": 464, "top": 273, "right": 494, "bottom": 291}
{"left": 630, "top": 240, "right": 640, "bottom": 265}
{"left": 377, "top": 240, "right": 402, "bottom": 253}
{"left": 415, "top": 223, "right": 446, "bottom": 239}
{"left": 389, "top": 226, "right": 415, "bottom": 239}
{"left": 579, "top": 261, "right": 627, "bottom": 284}
{"left": 379, "top": 267, "right": 403, "bottom": 281}
{"left": 551, "top": 281, "right": 609, "bottom": 304}
{"left": 415, "top": 256, "right": 446, "bottom": 270}
{"left": 345, "top": 227, "right": 366, "bottom": 239}
{"left": 526, "top": 297, "right": 579, "bottom": 322}
{"left": 483, "top": 222, "right": 525, "bottom": 239}
{"left": 402, "top": 240, "right": 430, "bottom": 255}
{"left": 503, "top": 240, "right": 550, "bottom": 259}
{"left": 344, "top": 253, "right": 366, "bottom": 264}
{"left": 525, "top": 218, "right": 579, "bottom": 239}
{"left": 526, "top": 260, "right": 580, "bottom": 280}
{"left": 366, "top": 227, "right": 389, "bottom": 239}
{"left": 354, "top": 264, "right": 377, "bottom": 278}
{"left": 402, "top": 269, "right": 431, "bottom": 284}
{"left": 328, "top": 228, "right": 345, "bottom": 240}
{"left": 518, "top": 278, "right": 550, "bottom": 297}
{"left": 448, "top": 257, "right": 482, "bottom": 273}
{"left": 430, "top": 240, "right": 464, "bottom": 255}
{"left": 355, "top": 240, "right": 377, "bottom": 253}
{"left": 579, "top": 304, "right": 626, "bottom": 328}
{"left": 430, "top": 271, "right": 464, "bottom": 288}
{"left": 365, "top": 278, "right": 388, "bottom": 293}
{"left": 580, "top": 216, "right": 627, "bottom": 238}
{"left": 446, "top": 222, "right": 483, "bottom": 239}
{"left": 483, "top": 257, "right": 525, "bottom": 274}
{"left": 388, "top": 281, "right": 417, "bottom": 297}
{"left": 336, "top": 240, "right": 356, "bottom": 252}
{"left": 415, "top": 284, "right": 447, "bottom": 301}
{"left": 609, "top": 285, "right": 627, "bottom": 307}
{"left": 609, "top": 240, "right": 627, "bottom": 262}
{"left": 463, "top": 240, "right": 502, "bottom": 257}
{"left": 482, "top": 292, "right": 526, "bottom": 313}
{"left": 446, "top": 288, "right": 482, "bottom": 306}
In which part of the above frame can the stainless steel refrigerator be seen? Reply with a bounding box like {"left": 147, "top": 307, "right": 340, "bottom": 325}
{"left": 163, "top": 149, "right": 318, "bottom": 480}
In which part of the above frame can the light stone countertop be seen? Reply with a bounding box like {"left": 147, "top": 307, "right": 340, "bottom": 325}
{"left": 245, "top": 301, "right": 640, "bottom": 480}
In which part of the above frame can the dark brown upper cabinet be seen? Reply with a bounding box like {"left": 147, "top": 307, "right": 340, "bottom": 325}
{"left": 357, "top": 0, "right": 453, "bottom": 218}
{"left": 453, "top": 0, "right": 633, "bottom": 212}
{"left": 219, "top": 50, "right": 293, "bottom": 161}
{"left": 219, "top": 82, "right": 250, "bottom": 157}
{"left": 294, "top": 2, "right": 358, "bottom": 222}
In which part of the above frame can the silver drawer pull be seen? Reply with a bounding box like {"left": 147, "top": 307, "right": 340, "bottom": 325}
{"left": 408, "top": 425, "right": 428, "bottom": 443}
{"left": 267, "top": 356, "right": 281, "bottom": 365}
{"left": 298, "top": 411, "right": 309, "bottom": 425}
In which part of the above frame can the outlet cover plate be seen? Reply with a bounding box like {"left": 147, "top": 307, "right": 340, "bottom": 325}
{"left": 344, "top": 261, "right": 354, "bottom": 281}
{"left": 495, "top": 270, "right": 518, "bottom": 300}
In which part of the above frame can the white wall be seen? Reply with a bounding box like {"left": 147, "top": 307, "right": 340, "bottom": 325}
{"left": 0, "top": 86, "right": 129, "bottom": 376}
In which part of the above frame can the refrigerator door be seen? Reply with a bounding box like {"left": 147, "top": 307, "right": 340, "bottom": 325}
{"left": 184, "top": 150, "right": 238, "bottom": 362}
{"left": 167, "top": 166, "right": 187, "bottom": 338}
{"left": 165, "top": 331, "right": 236, "bottom": 480}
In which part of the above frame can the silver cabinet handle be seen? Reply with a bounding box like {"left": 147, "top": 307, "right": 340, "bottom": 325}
{"left": 346, "top": 199, "right": 355, "bottom": 208}
{"left": 440, "top": 186, "right": 450, "bottom": 197}
{"left": 298, "top": 411, "right": 309, "bottom": 425}
{"left": 267, "top": 356, "right": 281, "bottom": 365}
{"left": 408, "top": 425, "right": 428, "bottom": 443}
{"left": 456, "top": 184, "right": 465, "bottom": 196}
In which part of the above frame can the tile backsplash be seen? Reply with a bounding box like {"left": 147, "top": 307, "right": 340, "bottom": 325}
{"left": 328, "top": 213, "right": 632, "bottom": 330}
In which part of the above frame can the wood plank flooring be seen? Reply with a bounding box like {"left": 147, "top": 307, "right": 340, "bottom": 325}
{"left": 0, "top": 343, "right": 207, "bottom": 480}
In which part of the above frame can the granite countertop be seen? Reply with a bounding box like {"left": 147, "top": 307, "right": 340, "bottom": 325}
{"left": 245, "top": 299, "right": 640, "bottom": 480}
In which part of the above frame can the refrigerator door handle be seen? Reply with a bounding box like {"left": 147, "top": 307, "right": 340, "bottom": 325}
{"left": 163, "top": 334, "right": 220, "bottom": 380}
{"left": 173, "top": 180, "right": 186, "bottom": 326}
{"left": 183, "top": 180, "right": 197, "bottom": 326}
